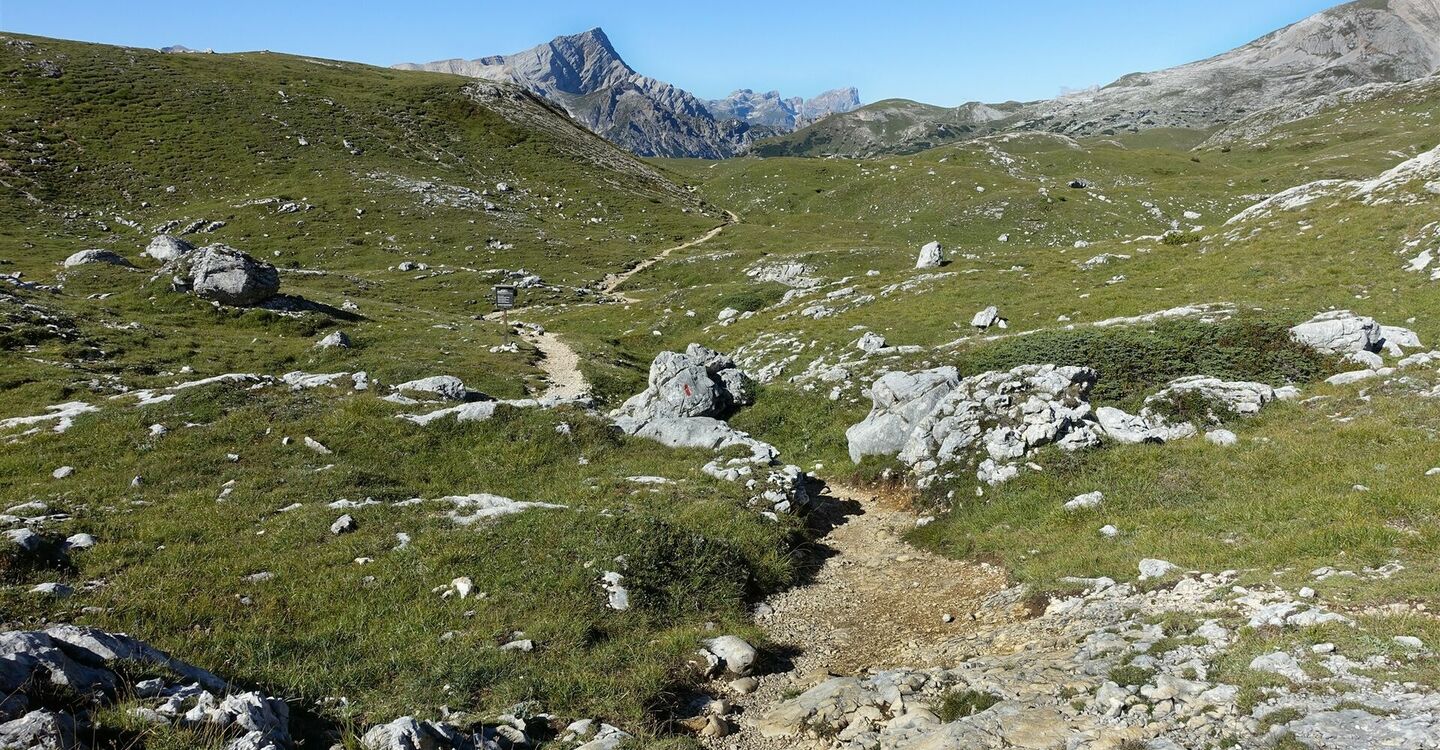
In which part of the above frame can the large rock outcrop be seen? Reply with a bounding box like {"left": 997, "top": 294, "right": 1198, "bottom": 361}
{"left": 614, "top": 345, "right": 810, "bottom": 516}
{"left": 848, "top": 365, "right": 1102, "bottom": 485}
{"left": 1289, "top": 310, "right": 1384, "bottom": 355}
{"left": 849, "top": 365, "right": 1294, "bottom": 484}
{"left": 0, "top": 626, "right": 289, "bottom": 750}
{"left": 168, "top": 245, "right": 280, "bottom": 306}
{"left": 613, "top": 344, "right": 754, "bottom": 424}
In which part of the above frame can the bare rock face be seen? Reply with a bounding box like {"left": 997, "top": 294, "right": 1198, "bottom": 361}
{"left": 706, "top": 87, "right": 861, "bottom": 130}
{"left": 1022, "top": 0, "right": 1440, "bottom": 136}
{"left": 169, "top": 245, "right": 279, "bottom": 306}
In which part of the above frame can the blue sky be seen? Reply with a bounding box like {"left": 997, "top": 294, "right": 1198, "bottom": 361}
{"left": 4, "top": 1, "right": 1340, "bottom": 105}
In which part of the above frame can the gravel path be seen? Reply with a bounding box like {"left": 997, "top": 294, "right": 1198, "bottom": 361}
{"left": 707, "top": 482, "right": 1009, "bottom": 749}
{"left": 517, "top": 327, "right": 590, "bottom": 400}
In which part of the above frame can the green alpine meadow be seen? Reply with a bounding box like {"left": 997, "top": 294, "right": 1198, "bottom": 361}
{"left": 4, "top": 2, "right": 1440, "bottom": 748}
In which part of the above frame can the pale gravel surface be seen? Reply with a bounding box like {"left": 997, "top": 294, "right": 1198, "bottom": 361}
{"left": 706, "top": 483, "right": 1010, "bottom": 749}
{"left": 517, "top": 327, "right": 590, "bottom": 400}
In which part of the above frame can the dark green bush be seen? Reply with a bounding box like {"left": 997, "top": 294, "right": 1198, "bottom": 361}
{"left": 717, "top": 283, "right": 789, "bottom": 314}
{"left": 1162, "top": 231, "right": 1202, "bottom": 246}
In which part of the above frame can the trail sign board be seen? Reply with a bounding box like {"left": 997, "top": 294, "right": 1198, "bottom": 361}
{"left": 494, "top": 284, "right": 518, "bottom": 310}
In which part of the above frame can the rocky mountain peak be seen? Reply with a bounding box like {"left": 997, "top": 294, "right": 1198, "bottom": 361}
{"left": 395, "top": 32, "right": 861, "bottom": 158}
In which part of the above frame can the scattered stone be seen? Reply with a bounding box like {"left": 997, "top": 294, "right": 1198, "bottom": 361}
{"left": 63, "top": 249, "right": 133, "bottom": 268}
{"left": 1138, "top": 558, "right": 1180, "bottom": 580}
{"left": 704, "top": 635, "right": 758, "bottom": 676}
{"left": 915, "top": 241, "right": 945, "bottom": 269}
{"left": 316, "top": 331, "right": 351, "bottom": 349}
{"left": 51, "top": 466, "right": 73, "bottom": 479}
{"left": 1205, "top": 429, "right": 1238, "bottom": 447}
{"left": 970, "top": 305, "right": 1005, "bottom": 330}
{"left": 601, "top": 571, "right": 629, "bottom": 611}
{"left": 303, "top": 436, "right": 332, "bottom": 454}
{"left": 856, "top": 331, "right": 887, "bottom": 353}
{"left": 168, "top": 245, "right": 280, "bottom": 306}
{"left": 63, "top": 533, "right": 96, "bottom": 551}
{"left": 330, "top": 515, "right": 357, "bottom": 535}
{"left": 30, "top": 582, "right": 73, "bottom": 598}
{"left": 393, "top": 375, "right": 470, "bottom": 402}
{"left": 1395, "top": 635, "right": 1425, "bottom": 650}
{"left": 144, "top": 235, "right": 194, "bottom": 262}
{"left": 1064, "top": 491, "right": 1103, "bottom": 511}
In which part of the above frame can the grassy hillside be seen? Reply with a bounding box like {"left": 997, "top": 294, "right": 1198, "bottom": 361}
{"left": 0, "top": 34, "right": 765, "bottom": 747}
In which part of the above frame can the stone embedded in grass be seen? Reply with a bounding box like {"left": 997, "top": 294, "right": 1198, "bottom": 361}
{"left": 315, "top": 330, "right": 351, "bottom": 349}
{"left": 438, "top": 576, "right": 475, "bottom": 600}
{"left": 440, "top": 493, "right": 566, "bottom": 526}
{"left": 63, "top": 534, "right": 95, "bottom": 551}
{"left": 62, "top": 249, "right": 133, "bottom": 268}
{"left": 1205, "top": 429, "right": 1238, "bottom": 446}
{"left": 5, "top": 529, "right": 41, "bottom": 551}
{"left": 1064, "top": 491, "right": 1104, "bottom": 511}
{"left": 303, "top": 436, "right": 332, "bottom": 454}
{"left": 1290, "top": 311, "right": 1383, "bottom": 355}
{"left": 51, "top": 466, "right": 73, "bottom": 480}
{"left": 856, "top": 331, "right": 887, "bottom": 353}
{"left": 29, "top": 582, "right": 73, "bottom": 598}
{"left": 392, "top": 375, "right": 470, "bottom": 402}
{"left": 360, "top": 716, "right": 474, "bottom": 750}
{"left": 915, "top": 241, "right": 945, "bottom": 269}
{"left": 601, "top": 571, "right": 630, "bottom": 611}
{"left": 970, "top": 305, "right": 1005, "bottom": 330}
{"left": 244, "top": 571, "right": 274, "bottom": 583}
{"left": 1394, "top": 635, "right": 1425, "bottom": 650}
{"left": 1248, "top": 651, "right": 1308, "bottom": 682}
{"left": 1138, "top": 559, "right": 1179, "bottom": 580}
{"left": 330, "top": 514, "right": 357, "bottom": 535}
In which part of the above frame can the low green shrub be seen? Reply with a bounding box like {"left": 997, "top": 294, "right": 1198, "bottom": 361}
{"left": 958, "top": 318, "right": 1333, "bottom": 406}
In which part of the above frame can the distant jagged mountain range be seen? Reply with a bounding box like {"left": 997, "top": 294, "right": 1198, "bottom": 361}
{"left": 756, "top": 0, "right": 1440, "bottom": 157}
{"left": 394, "top": 28, "right": 861, "bottom": 158}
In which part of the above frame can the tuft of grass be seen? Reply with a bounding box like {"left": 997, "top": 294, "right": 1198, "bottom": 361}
{"left": 935, "top": 689, "right": 1001, "bottom": 722}
{"left": 1107, "top": 665, "right": 1155, "bottom": 688}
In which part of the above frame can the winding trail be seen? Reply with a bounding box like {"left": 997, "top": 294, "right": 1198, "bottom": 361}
{"left": 600, "top": 210, "right": 739, "bottom": 303}
{"left": 491, "top": 210, "right": 738, "bottom": 399}
{"left": 710, "top": 483, "right": 1008, "bottom": 748}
